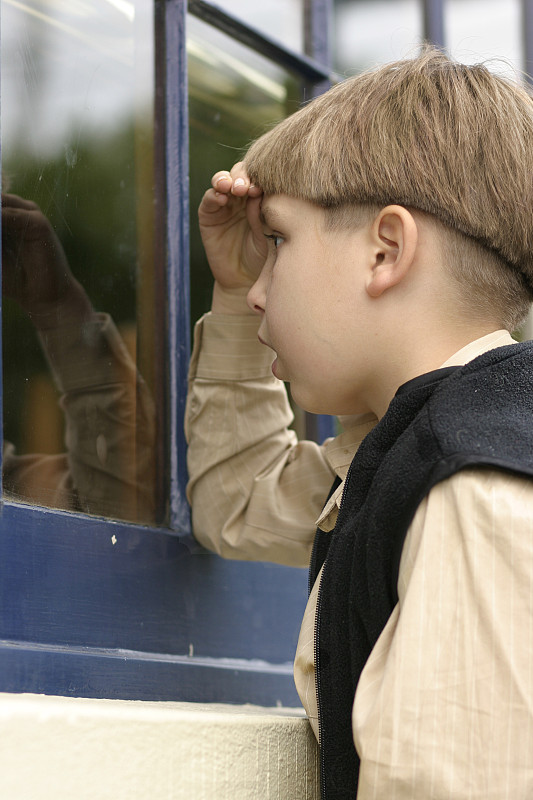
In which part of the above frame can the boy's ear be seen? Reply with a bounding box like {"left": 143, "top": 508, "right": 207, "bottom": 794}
{"left": 365, "top": 205, "right": 418, "bottom": 298}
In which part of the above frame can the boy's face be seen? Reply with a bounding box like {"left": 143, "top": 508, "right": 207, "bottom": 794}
{"left": 248, "top": 194, "right": 376, "bottom": 416}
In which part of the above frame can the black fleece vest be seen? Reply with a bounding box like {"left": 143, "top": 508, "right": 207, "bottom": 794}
{"left": 310, "top": 341, "right": 533, "bottom": 799}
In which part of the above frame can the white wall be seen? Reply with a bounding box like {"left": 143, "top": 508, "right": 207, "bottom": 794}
{"left": 0, "top": 693, "right": 319, "bottom": 800}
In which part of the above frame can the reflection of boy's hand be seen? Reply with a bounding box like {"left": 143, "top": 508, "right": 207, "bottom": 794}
{"left": 2, "top": 193, "right": 92, "bottom": 330}
{"left": 199, "top": 162, "right": 266, "bottom": 312}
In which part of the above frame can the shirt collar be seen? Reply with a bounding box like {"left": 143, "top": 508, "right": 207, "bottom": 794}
{"left": 439, "top": 329, "right": 515, "bottom": 367}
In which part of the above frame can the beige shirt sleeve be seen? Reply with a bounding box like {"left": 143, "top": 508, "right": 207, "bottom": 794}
{"left": 185, "top": 313, "right": 336, "bottom": 566}
{"left": 354, "top": 468, "right": 533, "bottom": 799}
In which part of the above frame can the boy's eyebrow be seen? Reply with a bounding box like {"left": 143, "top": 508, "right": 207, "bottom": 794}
{"left": 260, "top": 203, "right": 283, "bottom": 227}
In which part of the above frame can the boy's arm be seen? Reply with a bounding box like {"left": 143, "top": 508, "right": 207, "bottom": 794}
{"left": 186, "top": 310, "right": 335, "bottom": 566}
{"left": 37, "top": 314, "right": 155, "bottom": 522}
{"left": 186, "top": 166, "right": 335, "bottom": 565}
{"left": 3, "top": 315, "right": 155, "bottom": 522}
{"left": 2, "top": 195, "right": 155, "bottom": 522}
{"left": 353, "top": 469, "right": 533, "bottom": 797}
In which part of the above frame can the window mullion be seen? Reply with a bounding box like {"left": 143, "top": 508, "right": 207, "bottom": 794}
{"left": 422, "top": 0, "right": 446, "bottom": 48}
{"left": 166, "top": 0, "right": 192, "bottom": 532}
{"left": 304, "top": 0, "right": 332, "bottom": 66}
{"left": 524, "top": 0, "right": 533, "bottom": 88}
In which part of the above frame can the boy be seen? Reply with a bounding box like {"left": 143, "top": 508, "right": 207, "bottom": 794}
{"left": 186, "top": 48, "right": 533, "bottom": 798}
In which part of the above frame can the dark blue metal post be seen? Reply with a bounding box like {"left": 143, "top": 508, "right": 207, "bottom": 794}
{"left": 423, "top": 0, "right": 445, "bottom": 49}
{"left": 166, "top": 0, "right": 192, "bottom": 532}
{"left": 304, "top": 0, "right": 332, "bottom": 97}
{"left": 304, "top": 0, "right": 332, "bottom": 65}
{"left": 524, "top": 0, "right": 533, "bottom": 86}
{"left": 0, "top": 135, "right": 3, "bottom": 498}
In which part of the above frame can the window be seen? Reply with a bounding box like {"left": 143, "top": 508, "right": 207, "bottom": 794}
{"left": 2, "top": 0, "right": 160, "bottom": 524}
{"left": 0, "top": 0, "right": 334, "bottom": 705}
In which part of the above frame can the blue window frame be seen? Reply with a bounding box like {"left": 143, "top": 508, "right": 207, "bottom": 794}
{"left": 2, "top": 0, "right": 532, "bottom": 705}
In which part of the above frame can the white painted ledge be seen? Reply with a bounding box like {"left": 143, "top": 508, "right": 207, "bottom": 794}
{"left": 0, "top": 693, "right": 319, "bottom": 800}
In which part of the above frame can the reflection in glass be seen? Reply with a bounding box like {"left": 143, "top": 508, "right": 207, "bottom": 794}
{"left": 209, "top": 0, "right": 304, "bottom": 53}
{"left": 188, "top": 14, "right": 304, "bottom": 324}
{"left": 1, "top": 0, "right": 159, "bottom": 524}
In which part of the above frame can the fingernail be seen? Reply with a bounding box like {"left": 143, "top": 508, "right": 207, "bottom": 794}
{"left": 215, "top": 174, "right": 230, "bottom": 185}
{"left": 234, "top": 178, "right": 245, "bottom": 187}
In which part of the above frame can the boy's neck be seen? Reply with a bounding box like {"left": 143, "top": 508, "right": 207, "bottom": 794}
{"left": 369, "top": 322, "right": 506, "bottom": 420}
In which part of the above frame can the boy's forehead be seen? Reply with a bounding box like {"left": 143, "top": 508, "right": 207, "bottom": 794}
{"left": 260, "top": 194, "right": 314, "bottom": 225}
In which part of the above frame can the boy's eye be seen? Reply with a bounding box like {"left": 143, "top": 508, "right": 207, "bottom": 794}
{"left": 264, "top": 233, "right": 284, "bottom": 249}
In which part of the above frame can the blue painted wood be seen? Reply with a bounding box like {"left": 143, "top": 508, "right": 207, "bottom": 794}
{"left": 0, "top": 502, "right": 307, "bottom": 661}
{"left": 167, "top": 0, "right": 192, "bottom": 533}
{"left": 316, "top": 414, "right": 335, "bottom": 443}
{"left": 0, "top": 643, "right": 299, "bottom": 705}
{"left": 0, "top": 501, "right": 307, "bottom": 702}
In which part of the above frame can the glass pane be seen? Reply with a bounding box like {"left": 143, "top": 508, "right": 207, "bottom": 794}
{"left": 188, "top": 14, "right": 304, "bottom": 325}
{"left": 1, "top": 0, "right": 160, "bottom": 525}
{"left": 212, "top": 0, "right": 304, "bottom": 53}
{"left": 332, "top": 0, "right": 422, "bottom": 75}
{"left": 446, "top": 0, "right": 523, "bottom": 76}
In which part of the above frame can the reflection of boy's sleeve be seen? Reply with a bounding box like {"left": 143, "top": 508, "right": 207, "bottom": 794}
{"left": 185, "top": 312, "right": 335, "bottom": 566}
{"left": 354, "top": 469, "right": 533, "bottom": 798}
{"left": 4, "top": 313, "right": 155, "bottom": 524}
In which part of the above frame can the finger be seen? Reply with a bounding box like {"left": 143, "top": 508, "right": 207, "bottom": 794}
{"left": 2, "top": 194, "right": 40, "bottom": 211}
{"left": 229, "top": 162, "right": 252, "bottom": 196}
{"left": 211, "top": 171, "right": 232, "bottom": 194}
{"left": 199, "top": 187, "right": 230, "bottom": 214}
{"left": 1, "top": 205, "right": 37, "bottom": 229}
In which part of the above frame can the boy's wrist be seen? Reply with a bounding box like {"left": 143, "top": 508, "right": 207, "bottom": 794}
{"left": 211, "top": 282, "right": 255, "bottom": 316}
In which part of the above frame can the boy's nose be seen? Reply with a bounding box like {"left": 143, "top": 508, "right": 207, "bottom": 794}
{"left": 247, "top": 279, "right": 265, "bottom": 316}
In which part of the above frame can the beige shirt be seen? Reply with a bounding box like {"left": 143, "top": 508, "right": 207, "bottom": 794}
{"left": 186, "top": 314, "right": 533, "bottom": 798}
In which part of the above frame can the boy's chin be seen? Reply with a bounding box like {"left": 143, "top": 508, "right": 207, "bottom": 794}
{"left": 294, "top": 392, "right": 372, "bottom": 418}
{"left": 290, "top": 392, "right": 343, "bottom": 418}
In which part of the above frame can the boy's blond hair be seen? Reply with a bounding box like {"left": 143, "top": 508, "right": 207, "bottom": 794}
{"left": 244, "top": 48, "right": 533, "bottom": 330}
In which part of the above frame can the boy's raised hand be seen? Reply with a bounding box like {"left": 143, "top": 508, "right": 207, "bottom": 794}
{"left": 198, "top": 162, "right": 266, "bottom": 314}
{"left": 2, "top": 193, "right": 93, "bottom": 330}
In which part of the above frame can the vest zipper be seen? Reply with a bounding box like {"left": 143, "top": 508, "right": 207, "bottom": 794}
{"left": 314, "top": 463, "right": 354, "bottom": 799}
{"left": 314, "top": 564, "right": 327, "bottom": 800}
